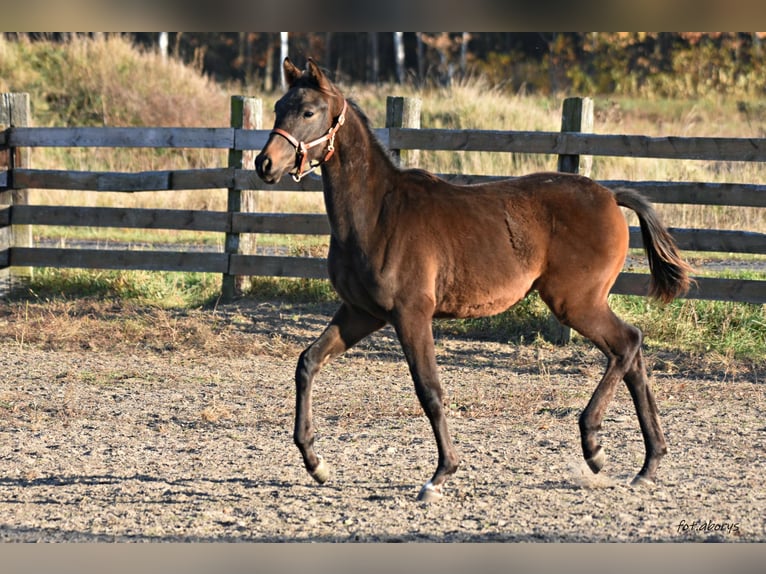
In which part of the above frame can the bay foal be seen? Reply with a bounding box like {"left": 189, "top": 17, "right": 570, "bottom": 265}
{"left": 255, "top": 58, "right": 692, "bottom": 501}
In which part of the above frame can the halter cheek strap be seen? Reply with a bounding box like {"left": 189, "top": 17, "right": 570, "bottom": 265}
{"left": 271, "top": 99, "right": 348, "bottom": 182}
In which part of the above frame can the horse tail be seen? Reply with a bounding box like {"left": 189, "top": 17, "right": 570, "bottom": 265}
{"left": 614, "top": 188, "right": 694, "bottom": 303}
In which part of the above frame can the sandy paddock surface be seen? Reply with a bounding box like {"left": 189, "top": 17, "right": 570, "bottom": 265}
{"left": 0, "top": 299, "right": 764, "bottom": 542}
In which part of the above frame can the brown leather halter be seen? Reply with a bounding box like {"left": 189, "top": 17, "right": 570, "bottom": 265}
{"left": 270, "top": 99, "right": 348, "bottom": 182}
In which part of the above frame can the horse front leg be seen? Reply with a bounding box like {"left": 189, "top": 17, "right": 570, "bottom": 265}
{"left": 294, "top": 303, "right": 385, "bottom": 484}
{"left": 394, "top": 310, "right": 459, "bottom": 502}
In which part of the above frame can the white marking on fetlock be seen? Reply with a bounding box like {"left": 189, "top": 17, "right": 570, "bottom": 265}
{"left": 417, "top": 481, "right": 443, "bottom": 502}
{"left": 310, "top": 456, "right": 330, "bottom": 484}
{"left": 631, "top": 474, "right": 656, "bottom": 488}
{"left": 585, "top": 448, "right": 606, "bottom": 473}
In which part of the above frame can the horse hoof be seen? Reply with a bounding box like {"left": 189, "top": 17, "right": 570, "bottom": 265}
{"left": 631, "top": 474, "right": 655, "bottom": 488}
{"left": 309, "top": 457, "right": 330, "bottom": 484}
{"left": 416, "top": 481, "right": 443, "bottom": 503}
{"left": 585, "top": 448, "right": 606, "bottom": 473}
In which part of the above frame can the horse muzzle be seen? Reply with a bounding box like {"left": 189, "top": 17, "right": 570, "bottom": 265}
{"left": 255, "top": 146, "right": 289, "bottom": 184}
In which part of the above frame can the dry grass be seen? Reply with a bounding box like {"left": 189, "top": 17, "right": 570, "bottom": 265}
{"left": 2, "top": 297, "right": 761, "bottom": 387}
{"left": 200, "top": 400, "right": 233, "bottom": 424}
{"left": 0, "top": 298, "right": 303, "bottom": 359}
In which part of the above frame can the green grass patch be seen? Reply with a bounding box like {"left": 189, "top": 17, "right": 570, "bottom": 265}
{"left": 246, "top": 276, "right": 338, "bottom": 303}
{"left": 610, "top": 295, "right": 765, "bottom": 360}
{"left": 21, "top": 268, "right": 221, "bottom": 308}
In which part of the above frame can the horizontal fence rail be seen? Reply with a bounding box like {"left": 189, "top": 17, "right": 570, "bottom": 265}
{"left": 8, "top": 206, "right": 766, "bottom": 256}
{"left": 2, "top": 93, "right": 764, "bottom": 309}
{"left": 5, "top": 125, "right": 766, "bottom": 163}
{"left": 389, "top": 128, "right": 766, "bottom": 162}
{"left": 7, "top": 168, "right": 766, "bottom": 208}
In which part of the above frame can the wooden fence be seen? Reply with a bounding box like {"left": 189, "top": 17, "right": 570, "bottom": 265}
{"left": 2, "top": 93, "right": 765, "bottom": 313}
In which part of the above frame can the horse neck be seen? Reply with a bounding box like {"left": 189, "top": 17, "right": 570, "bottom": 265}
{"left": 320, "top": 104, "right": 397, "bottom": 244}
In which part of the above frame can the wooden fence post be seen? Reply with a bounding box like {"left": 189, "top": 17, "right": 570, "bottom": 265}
{"left": 386, "top": 96, "right": 422, "bottom": 167}
{"left": 548, "top": 96, "right": 594, "bottom": 344}
{"left": 222, "top": 95, "right": 262, "bottom": 302}
{"left": 558, "top": 96, "right": 594, "bottom": 176}
{"left": 1, "top": 93, "right": 32, "bottom": 298}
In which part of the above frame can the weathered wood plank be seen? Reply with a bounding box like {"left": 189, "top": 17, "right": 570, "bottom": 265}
{"left": 7, "top": 167, "right": 321, "bottom": 193}
{"left": 0, "top": 213, "right": 9, "bottom": 268}
{"left": 223, "top": 95, "right": 263, "bottom": 300}
{"left": 2, "top": 93, "right": 32, "bottom": 289}
{"left": 11, "top": 247, "right": 228, "bottom": 273}
{"left": 169, "top": 168, "right": 233, "bottom": 189}
{"left": 558, "top": 96, "right": 593, "bottom": 176}
{"left": 598, "top": 180, "right": 766, "bottom": 207}
{"left": 7, "top": 126, "right": 766, "bottom": 162}
{"left": 387, "top": 96, "right": 422, "bottom": 167}
{"left": 7, "top": 127, "right": 235, "bottom": 149}
{"left": 228, "top": 254, "right": 328, "bottom": 278}
{"left": 231, "top": 212, "right": 330, "bottom": 235}
{"left": 13, "top": 169, "right": 169, "bottom": 191}
{"left": 15, "top": 165, "right": 765, "bottom": 208}
{"left": 612, "top": 273, "right": 765, "bottom": 304}
{"left": 232, "top": 129, "right": 271, "bottom": 151}
{"left": 629, "top": 227, "right": 766, "bottom": 254}
{"left": 568, "top": 133, "right": 766, "bottom": 162}
{"left": 390, "top": 129, "right": 560, "bottom": 154}
{"left": 0, "top": 170, "right": 7, "bottom": 188}
{"left": 12, "top": 168, "right": 235, "bottom": 191}
{"left": 11, "top": 205, "right": 230, "bottom": 232}
{"left": 390, "top": 128, "right": 766, "bottom": 162}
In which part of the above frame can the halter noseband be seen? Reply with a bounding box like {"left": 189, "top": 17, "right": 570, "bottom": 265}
{"left": 270, "top": 99, "right": 348, "bottom": 182}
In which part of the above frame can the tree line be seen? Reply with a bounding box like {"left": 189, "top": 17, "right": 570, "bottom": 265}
{"left": 10, "top": 32, "right": 766, "bottom": 94}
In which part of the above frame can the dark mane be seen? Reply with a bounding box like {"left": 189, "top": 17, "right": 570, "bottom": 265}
{"left": 348, "top": 98, "right": 446, "bottom": 183}
{"left": 346, "top": 98, "right": 402, "bottom": 171}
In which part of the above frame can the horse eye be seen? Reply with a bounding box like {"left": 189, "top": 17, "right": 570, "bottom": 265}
{"left": 303, "top": 110, "right": 315, "bottom": 119}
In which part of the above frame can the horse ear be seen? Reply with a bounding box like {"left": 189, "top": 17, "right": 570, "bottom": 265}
{"left": 306, "top": 58, "right": 332, "bottom": 92}
{"left": 283, "top": 58, "right": 302, "bottom": 87}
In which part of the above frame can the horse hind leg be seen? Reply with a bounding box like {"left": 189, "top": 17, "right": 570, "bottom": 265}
{"left": 580, "top": 318, "right": 667, "bottom": 486}
{"left": 623, "top": 346, "right": 667, "bottom": 485}
{"left": 294, "top": 303, "right": 385, "bottom": 484}
{"left": 541, "top": 290, "right": 667, "bottom": 484}
{"left": 575, "top": 312, "right": 637, "bottom": 477}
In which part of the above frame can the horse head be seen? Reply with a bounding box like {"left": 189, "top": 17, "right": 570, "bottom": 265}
{"left": 255, "top": 58, "right": 347, "bottom": 183}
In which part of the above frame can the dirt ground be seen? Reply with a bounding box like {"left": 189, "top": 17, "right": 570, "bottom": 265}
{"left": 0, "top": 298, "right": 764, "bottom": 542}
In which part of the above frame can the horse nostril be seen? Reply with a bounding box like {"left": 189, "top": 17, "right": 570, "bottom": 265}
{"left": 256, "top": 154, "right": 271, "bottom": 178}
